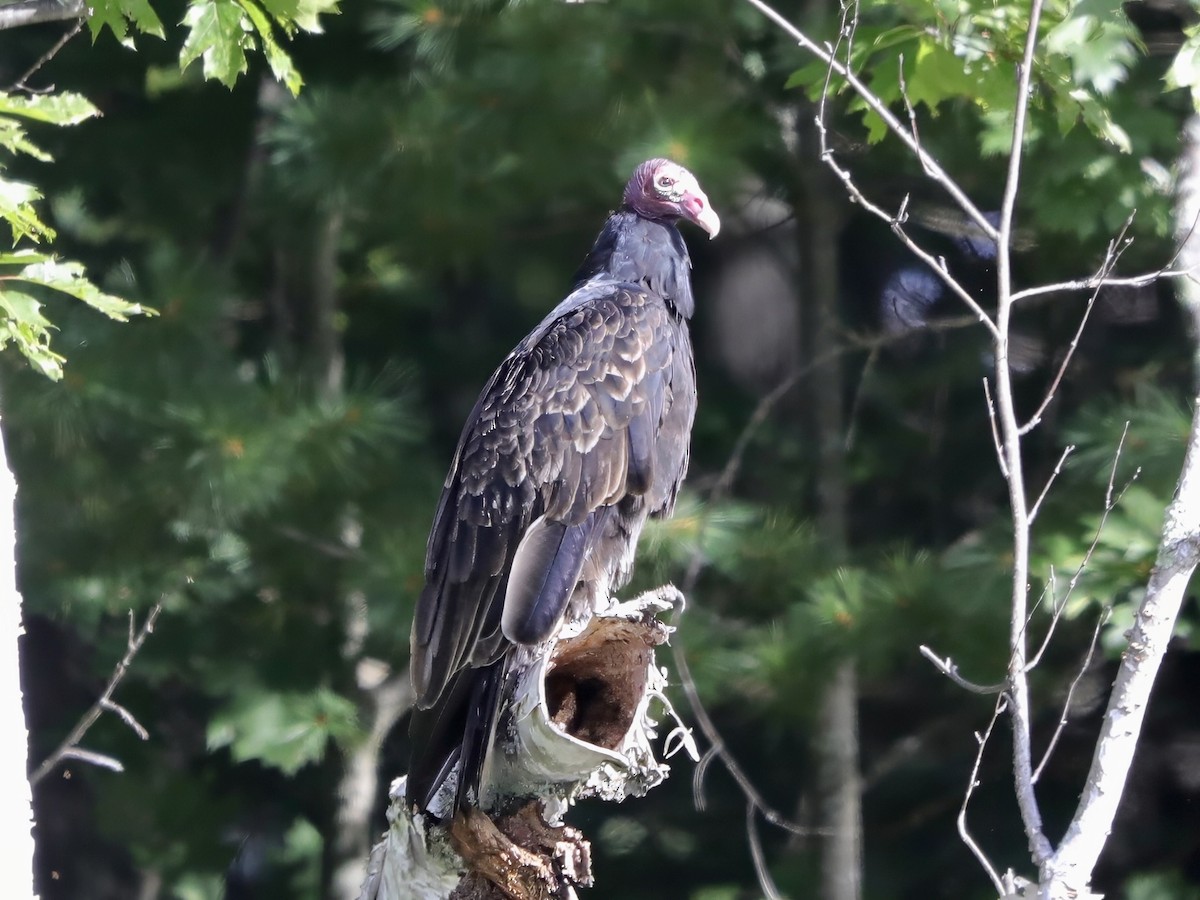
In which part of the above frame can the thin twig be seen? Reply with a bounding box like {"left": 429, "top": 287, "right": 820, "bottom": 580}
{"left": 747, "top": 801, "right": 787, "bottom": 900}
{"left": 1029, "top": 445, "right": 1075, "bottom": 524}
{"left": 982, "top": 378, "right": 1009, "bottom": 479}
{"left": 897, "top": 55, "right": 926, "bottom": 164}
{"left": 1012, "top": 206, "right": 1200, "bottom": 304}
{"left": 671, "top": 636, "right": 823, "bottom": 837}
{"left": 1024, "top": 427, "right": 1135, "bottom": 679}
{"left": 958, "top": 695, "right": 1010, "bottom": 897}
{"left": 692, "top": 745, "right": 720, "bottom": 811}
{"left": 813, "top": 133, "right": 999, "bottom": 336}
{"left": 918, "top": 646, "right": 1005, "bottom": 694}
{"left": 1023, "top": 568, "right": 1059, "bottom": 673}
{"left": 805, "top": 15, "right": 998, "bottom": 340}
{"left": 30, "top": 603, "right": 163, "bottom": 786}
{"left": 844, "top": 345, "right": 879, "bottom": 451}
{"left": 1106, "top": 422, "right": 1131, "bottom": 511}
{"left": 1032, "top": 606, "right": 1110, "bottom": 785}
{"left": 10, "top": 18, "right": 83, "bottom": 92}
{"left": 56, "top": 746, "right": 125, "bottom": 773}
{"left": 1020, "top": 218, "right": 1136, "bottom": 436}
{"left": 739, "top": 0, "right": 999, "bottom": 243}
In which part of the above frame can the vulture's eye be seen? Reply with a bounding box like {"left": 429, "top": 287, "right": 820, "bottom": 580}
{"left": 657, "top": 176, "right": 675, "bottom": 189}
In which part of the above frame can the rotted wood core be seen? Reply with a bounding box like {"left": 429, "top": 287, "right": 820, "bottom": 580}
{"left": 449, "top": 804, "right": 593, "bottom": 900}
{"left": 544, "top": 617, "right": 666, "bottom": 750}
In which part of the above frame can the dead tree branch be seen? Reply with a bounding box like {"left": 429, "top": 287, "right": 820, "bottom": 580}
{"left": 366, "top": 588, "right": 695, "bottom": 900}
{"left": 30, "top": 602, "right": 162, "bottom": 786}
{"left": 0, "top": 0, "right": 83, "bottom": 31}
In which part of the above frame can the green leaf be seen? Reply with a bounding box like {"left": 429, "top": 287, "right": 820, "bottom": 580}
{"left": 0, "top": 250, "right": 50, "bottom": 266}
{"left": 206, "top": 687, "right": 359, "bottom": 774}
{"left": 180, "top": 0, "right": 253, "bottom": 89}
{"left": 0, "top": 177, "right": 54, "bottom": 245}
{"left": 0, "top": 118, "right": 50, "bottom": 162}
{"left": 86, "top": 0, "right": 166, "bottom": 42}
{"left": 259, "top": 0, "right": 341, "bottom": 33}
{"left": 237, "top": 0, "right": 303, "bottom": 95}
{"left": 1045, "top": 0, "right": 1140, "bottom": 95}
{"left": 1167, "top": 27, "right": 1200, "bottom": 112}
{"left": 0, "top": 289, "right": 64, "bottom": 379}
{"left": 1074, "top": 89, "right": 1132, "bottom": 152}
{"left": 13, "top": 259, "right": 153, "bottom": 321}
{"left": 0, "top": 92, "right": 100, "bottom": 127}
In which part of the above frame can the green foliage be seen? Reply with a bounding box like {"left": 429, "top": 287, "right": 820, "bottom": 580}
{"left": 0, "top": 0, "right": 340, "bottom": 381}
{"left": 788, "top": 0, "right": 1140, "bottom": 145}
{"left": 785, "top": 0, "right": 1181, "bottom": 245}
{"left": 86, "top": 0, "right": 341, "bottom": 94}
{"left": 207, "top": 686, "right": 359, "bottom": 774}
{"left": 179, "top": 0, "right": 329, "bottom": 94}
{"left": 0, "top": 91, "right": 151, "bottom": 378}
{"left": 1167, "top": 25, "right": 1200, "bottom": 111}
{"left": 87, "top": 0, "right": 166, "bottom": 44}
{"left": 12, "top": 0, "right": 1200, "bottom": 896}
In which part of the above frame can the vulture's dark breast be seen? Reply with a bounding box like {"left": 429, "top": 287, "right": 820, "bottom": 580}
{"left": 408, "top": 212, "right": 698, "bottom": 813}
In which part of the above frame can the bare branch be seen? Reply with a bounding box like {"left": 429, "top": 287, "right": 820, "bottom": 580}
{"left": 100, "top": 698, "right": 148, "bottom": 741}
{"left": 1023, "top": 568, "right": 1059, "bottom": 672}
{"left": 991, "top": 0, "right": 1053, "bottom": 867}
{"left": 1049, "top": 393, "right": 1200, "bottom": 889}
{"left": 739, "top": 0, "right": 999, "bottom": 242}
{"left": 747, "top": 802, "right": 787, "bottom": 900}
{"left": 1027, "top": 431, "right": 1137, "bottom": 676}
{"left": 982, "top": 378, "right": 1009, "bottom": 480}
{"left": 1013, "top": 207, "right": 1200, "bottom": 305}
{"left": 1012, "top": 267, "right": 1194, "bottom": 304}
{"left": 1020, "top": 218, "right": 1136, "bottom": 436}
{"left": 1029, "top": 445, "right": 1075, "bottom": 524}
{"left": 1032, "top": 606, "right": 1110, "bottom": 785}
{"left": 671, "top": 637, "right": 824, "bottom": 837}
{"left": 1106, "top": 422, "right": 1131, "bottom": 510}
{"left": 692, "top": 745, "right": 720, "bottom": 811}
{"left": 811, "top": 131, "right": 999, "bottom": 337}
{"left": 897, "top": 55, "right": 925, "bottom": 161}
{"left": 958, "top": 696, "right": 1009, "bottom": 897}
{"left": 0, "top": 0, "right": 83, "bottom": 31}
{"left": 30, "top": 602, "right": 163, "bottom": 786}
{"left": 10, "top": 18, "right": 83, "bottom": 91}
{"left": 918, "top": 646, "right": 1005, "bottom": 695}
{"left": 57, "top": 746, "right": 124, "bottom": 773}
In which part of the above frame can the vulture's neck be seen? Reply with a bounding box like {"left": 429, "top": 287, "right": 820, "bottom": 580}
{"left": 574, "top": 209, "right": 695, "bottom": 319}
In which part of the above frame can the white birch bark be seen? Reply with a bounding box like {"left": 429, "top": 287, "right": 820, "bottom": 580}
{"left": 0, "top": 418, "right": 38, "bottom": 899}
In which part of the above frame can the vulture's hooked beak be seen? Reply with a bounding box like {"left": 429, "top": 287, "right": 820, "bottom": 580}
{"left": 682, "top": 190, "right": 721, "bottom": 239}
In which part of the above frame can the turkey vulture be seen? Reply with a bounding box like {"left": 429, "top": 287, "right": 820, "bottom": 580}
{"left": 408, "top": 159, "right": 719, "bottom": 813}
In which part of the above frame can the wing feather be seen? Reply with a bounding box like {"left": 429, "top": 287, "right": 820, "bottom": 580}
{"left": 410, "top": 283, "right": 687, "bottom": 708}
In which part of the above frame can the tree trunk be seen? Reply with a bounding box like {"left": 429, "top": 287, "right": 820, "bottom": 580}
{"left": 358, "top": 589, "right": 690, "bottom": 900}
{"left": 797, "top": 112, "right": 861, "bottom": 900}
{"left": 0, "top": 418, "right": 38, "bottom": 898}
{"left": 1174, "top": 114, "right": 1200, "bottom": 385}
{"left": 1036, "top": 108, "right": 1200, "bottom": 900}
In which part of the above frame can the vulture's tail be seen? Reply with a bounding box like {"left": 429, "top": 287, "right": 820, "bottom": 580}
{"left": 407, "top": 657, "right": 507, "bottom": 815}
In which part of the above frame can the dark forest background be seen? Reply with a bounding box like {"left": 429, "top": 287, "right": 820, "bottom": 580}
{"left": 5, "top": 0, "right": 1200, "bottom": 896}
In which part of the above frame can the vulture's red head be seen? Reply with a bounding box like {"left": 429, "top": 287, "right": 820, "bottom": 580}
{"left": 623, "top": 159, "right": 721, "bottom": 239}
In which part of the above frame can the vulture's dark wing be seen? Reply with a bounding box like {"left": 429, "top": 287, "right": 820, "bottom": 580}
{"left": 410, "top": 280, "right": 681, "bottom": 709}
